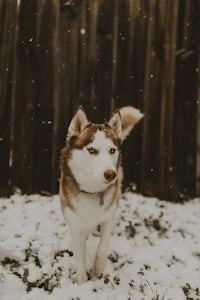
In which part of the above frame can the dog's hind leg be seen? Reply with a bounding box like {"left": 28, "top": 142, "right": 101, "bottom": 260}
{"left": 71, "top": 231, "right": 88, "bottom": 284}
{"left": 93, "top": 219, "right": 114, "bottom": 276}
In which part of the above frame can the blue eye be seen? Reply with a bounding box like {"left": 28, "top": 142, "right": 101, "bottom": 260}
{"left": 110, "top": 148, "right": 116, "bottom": 154}
{"left": 87, "top": 147, "right": 98, "bottom": 154}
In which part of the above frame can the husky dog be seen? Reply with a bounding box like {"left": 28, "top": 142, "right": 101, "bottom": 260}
{"left": 59, "top": 106, "right": 143, "bottom": 284}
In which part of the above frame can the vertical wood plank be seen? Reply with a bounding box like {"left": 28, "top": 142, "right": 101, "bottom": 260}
{"left": 158, "top": 0, "right": 179, "bottom": 200}
{"left": 93, "top": 0, "right": 117, "bottom": 122}
{"left": 141, "top": 0, "right": 163, "bottom": 196}
{"left": 0, "top": 0, "right": 18, "bottom": 195}
{"left": 77, "top": 0, "right": 99, "bottom": 117}
{"left": 50, "top": 1, "right": 60, "bottom": 193}
{"left": 197, "top": 51, "right": 200, "bottom": 193}
{"left": 11, "top": 0, "right": 37, "bottom": 193}
{"left": 51, "top": 0, "right": 81, "bottom": 192}
{"left": 32, "top": 0, "right": 56, "bottom": 193}
{"left": 173, "top": 0, "right": 199, "bottom": 199}
{"left": 196, "top": 0, "right": 200, "bottom": 193}
{"left": 116, "top": 0, "right": 136, "bottom": 104}
{"left": 116, "top": 0, "right": 146, "bottom": 185}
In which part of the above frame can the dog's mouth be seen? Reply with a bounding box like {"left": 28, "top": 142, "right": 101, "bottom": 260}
{"left": 104, "top": 176, "right": 117, "bottom": 185}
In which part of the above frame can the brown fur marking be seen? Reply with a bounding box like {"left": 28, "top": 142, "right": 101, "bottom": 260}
{"left": 60, "top": 123, "right": 122, "bottom": 211}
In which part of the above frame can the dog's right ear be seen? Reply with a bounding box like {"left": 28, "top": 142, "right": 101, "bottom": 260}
{"left": 67, "top": 106, "right": 89, "bottom": 141}
{"left": 108, "top": 109, "right": 122, "bottom": 140}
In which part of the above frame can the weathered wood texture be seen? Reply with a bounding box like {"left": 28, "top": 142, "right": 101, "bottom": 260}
{"left": 0, "top": 0, "right": 199, "bottom": 200}
{"left": 0, "top": 0, "right": 18, "bottom": 194}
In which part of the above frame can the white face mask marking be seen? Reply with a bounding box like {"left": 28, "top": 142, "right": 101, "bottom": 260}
{"left": 68, "top": 131, "right": 119, "bottom": 193}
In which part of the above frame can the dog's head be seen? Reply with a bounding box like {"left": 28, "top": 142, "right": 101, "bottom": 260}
{"left": 62, "top": 106, "right": 143, "bottom": 193}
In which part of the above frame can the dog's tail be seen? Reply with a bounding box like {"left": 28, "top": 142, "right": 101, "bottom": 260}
{"left": 119, "top": 106, "right": 144, "bottom": 142}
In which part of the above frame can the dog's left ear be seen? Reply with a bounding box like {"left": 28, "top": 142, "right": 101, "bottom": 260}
{"left": 67, "top": 106, "right": 89, "bottom": 141}
{"left": 119, "top": 106, "right": 144, "bottom": 142}
{"left": 108, "top": 109, "right": 122, "bottom": 139}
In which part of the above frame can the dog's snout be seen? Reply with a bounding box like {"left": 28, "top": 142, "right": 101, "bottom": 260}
{"left": 104, "top": 169, "right": 116, "bottom": 182}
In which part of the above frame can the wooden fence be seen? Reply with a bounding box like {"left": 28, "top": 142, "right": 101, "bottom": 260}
{"left": 0, "top": 0, "right": 199, "bottom": 200}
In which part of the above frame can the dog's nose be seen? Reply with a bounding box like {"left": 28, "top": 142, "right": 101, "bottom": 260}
{"left": 104, "top": 169, "right": 116, "bottom": 182}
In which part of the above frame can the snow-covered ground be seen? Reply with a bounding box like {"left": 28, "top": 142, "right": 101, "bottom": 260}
{"left": 0, "top": 192, "right": 199, "bottom": 300}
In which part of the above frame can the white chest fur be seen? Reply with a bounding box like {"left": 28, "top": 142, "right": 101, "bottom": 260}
{"left": 63, "top": 192, "right": 117, "bottom": 235}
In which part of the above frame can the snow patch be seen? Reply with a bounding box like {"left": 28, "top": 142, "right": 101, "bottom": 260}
{"left": 0, "top": 193, "right": 199, "bottom": 299}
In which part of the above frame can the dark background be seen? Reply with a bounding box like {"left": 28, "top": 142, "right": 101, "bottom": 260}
{"left": 0, "top": 0, "right": 199, "bottom": 200}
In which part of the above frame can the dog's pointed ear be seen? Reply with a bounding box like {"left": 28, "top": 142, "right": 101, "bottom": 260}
{"left": 67, "top": 106, "right": 89, "bottom": 140}
{"left": 108, "top": 109, "right": 122, "bottom": 139}
{"left": 119, "top": 106, "right": 144, "bottom": 142}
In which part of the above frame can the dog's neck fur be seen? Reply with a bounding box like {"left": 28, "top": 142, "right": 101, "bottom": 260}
{"left": 80, "top": 189, "right": 104, "bottom": 206}
{"left": 61, "top": 160, "right": 109, "bottom": 207}
{"left": 69, "top": 167, "right": 115, "bottom": 207}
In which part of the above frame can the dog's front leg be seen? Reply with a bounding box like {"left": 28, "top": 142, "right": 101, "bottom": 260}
{"left": 93, "top": 219, "right": 114, "bottom": 276}
{"left": 71, "top": 231, "right": 87, "bottom": 284}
